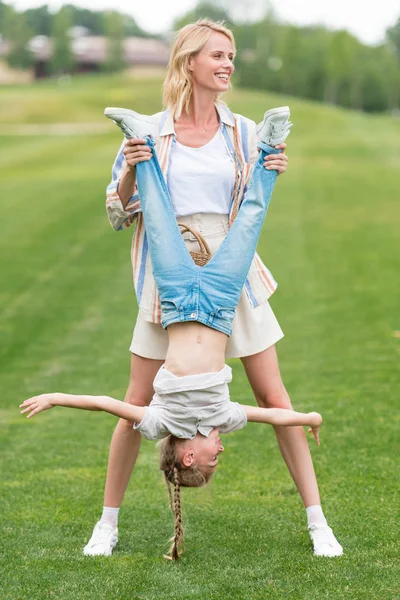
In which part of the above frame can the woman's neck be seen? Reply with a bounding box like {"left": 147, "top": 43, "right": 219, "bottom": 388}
{"left": 178, "top": 89, "right": 219, "bottom": 130}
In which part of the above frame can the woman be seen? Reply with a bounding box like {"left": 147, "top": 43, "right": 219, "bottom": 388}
{"left": 86, "top": 19, "right": 342, "bottom": 558}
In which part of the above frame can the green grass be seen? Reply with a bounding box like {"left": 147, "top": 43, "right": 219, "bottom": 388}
{"left": 1, "top": 73, "right": 399, "bottom": 599}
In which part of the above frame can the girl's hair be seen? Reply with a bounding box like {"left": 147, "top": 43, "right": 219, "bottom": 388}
{"left": 159, "top": 435, "right": 214, "bottom": 560}
{"left": 163, "top": 18, "right": 236, "bottom": 120}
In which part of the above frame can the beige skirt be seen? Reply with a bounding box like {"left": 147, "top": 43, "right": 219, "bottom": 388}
{"left": 129, "top": 213, "right": 284, "bottom": 360}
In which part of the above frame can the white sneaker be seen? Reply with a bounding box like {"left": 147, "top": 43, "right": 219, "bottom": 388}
{"left": 104, "top": 106, "right": 157, "bottom": 139}
{"left": 308, "top": 524, "right": 343, "bottom": 557}
{"left": 83, "top": 521, "right": 118, "bottom": 557}
{"left": 256, "top": 106, "right": 293, "bottom": 146}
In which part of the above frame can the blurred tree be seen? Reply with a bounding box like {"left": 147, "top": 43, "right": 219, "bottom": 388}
{"left": 49, "top": 6, "right": 75, "bottom": 75}
{"left": 173, "top": 2, "right": 231, "bottom": 30}
{"left": 4, "top": 10, "right": 34, "bottom": 69}
{"left": 0, "top": 1, "right": 14, "bottom": 36}
{"left": 103, "top": 10, "right": 126, "bottom": 72}
{"left": 65, "top": 4, "right": 104, "bottom": 35}
{"left": 24, "top": 4, "right": 52, "bottom": 36}
{"left": 2, "top": 3, "right": 148, "bottom": 38}
{"left": 386, "top": 16, "right": 400, "bottom": 58}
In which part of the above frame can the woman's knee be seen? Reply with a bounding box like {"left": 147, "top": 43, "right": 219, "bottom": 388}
{"left": 255, "top": 383, "right": 293, "bottom": 410}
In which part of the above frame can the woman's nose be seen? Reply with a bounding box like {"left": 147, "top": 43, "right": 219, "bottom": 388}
{"left": 218, "top": 445, "right": 224, "bottom": 453}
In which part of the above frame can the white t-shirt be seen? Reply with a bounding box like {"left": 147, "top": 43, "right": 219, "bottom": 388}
{"left": 134, "top": 365, "right": 247, "bottom": 440}
{"left": 167, "top": 127, "right": 235, "bottom": 218}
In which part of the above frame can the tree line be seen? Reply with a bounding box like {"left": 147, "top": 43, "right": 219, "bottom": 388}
{"left": 175, "top": 2, "right": 400, "bottom": 113}
{"left": 1, "top": 0, "right": 399, "bottom": 113}
{"left": 0, "top": 1, "right": 147, "bottom": 73}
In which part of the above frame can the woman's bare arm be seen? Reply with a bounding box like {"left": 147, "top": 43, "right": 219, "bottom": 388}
{"left": 20, "top": 393, "right": 146, "bottom": 423}
{"left": 243, "top": 405, "right": 322, "bottom": 444}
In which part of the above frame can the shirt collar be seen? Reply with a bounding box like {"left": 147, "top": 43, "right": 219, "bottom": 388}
{"left": 159, "top": 103, "right": 235, "bottom": 137}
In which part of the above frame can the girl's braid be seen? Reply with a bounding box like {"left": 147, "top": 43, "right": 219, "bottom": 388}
{"left": 171, "top": 466, "right": 184, "bottom": 560}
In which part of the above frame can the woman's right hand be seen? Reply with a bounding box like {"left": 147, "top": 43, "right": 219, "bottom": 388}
{"left": 123, "top": 138, "right": 152, "bottom": 171}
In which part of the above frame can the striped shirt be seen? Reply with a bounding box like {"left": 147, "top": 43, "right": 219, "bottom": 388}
{"left": 105, "top": 103, "right": 278, "bottom": 324}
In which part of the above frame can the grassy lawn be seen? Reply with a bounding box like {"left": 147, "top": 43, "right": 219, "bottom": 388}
{"left": 0, "top": 73, "right": 399, "bottom": 599}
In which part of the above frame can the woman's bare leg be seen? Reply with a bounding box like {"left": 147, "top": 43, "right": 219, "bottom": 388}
{"left": 241, "top": 345, "right": 343, "bottom": 556}
{"left": 103, "top": 353, "right": 164, "bottom": 507}
{"left": 241, "top": 345, "right": 320, "bottom": 506}
{"left": 83, "top": 353, "right": 163, "bottom": 556}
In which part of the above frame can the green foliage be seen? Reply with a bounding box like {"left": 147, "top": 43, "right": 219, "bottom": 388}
{"left": 24, "top": 4, "right": 52, "bottom": 36}
{"left": 386, "top": 16, "right": 400, "bottom": 57}
{"left": 3, "top": 9, "right": 34, "bottom": 69}
{"left": 103, "top": 11, "right": 126, "bottom": 73}
{"left": 232, "top": 15, "right": 400, "bottom": 112}
{"left": 0, "top": 1, "right": 147, "bottom": 38}
{"left": 174, "top": 1, "right": 231, "bottom": 30}
{"left": 1, "top": 0, "right": 400, "bottom": 112}
{"left": 49, "top": 6, "right": 75, "bottom": 75}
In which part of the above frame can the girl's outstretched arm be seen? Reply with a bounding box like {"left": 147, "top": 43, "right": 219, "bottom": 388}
{"left": 243, "top": 406, "right": 322, "bottom": 445}
{"left": 20, "top": 393, "right": 146, "bottom": 424}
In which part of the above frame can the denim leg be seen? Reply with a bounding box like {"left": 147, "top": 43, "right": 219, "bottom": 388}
{"left": 134, "top": 137, "right": 197, "bottom": 299}
{"left": 201, "top": 143, "right": 280, "bottom": 310}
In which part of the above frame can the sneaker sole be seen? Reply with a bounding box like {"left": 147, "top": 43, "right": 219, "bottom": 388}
{"left": 104, "top": 107, "right": 156, "bottom": 125}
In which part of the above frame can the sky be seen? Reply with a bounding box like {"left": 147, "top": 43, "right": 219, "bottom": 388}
{"left": 7, "top": 0, "right": 400, "bottom": 45}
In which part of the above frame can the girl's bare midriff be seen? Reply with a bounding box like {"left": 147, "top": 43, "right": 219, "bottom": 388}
{"left": 165, "top": 322, "right": 227, "bottom": 376}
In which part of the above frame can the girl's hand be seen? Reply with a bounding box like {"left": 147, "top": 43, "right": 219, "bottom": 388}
{"left": 123, "top": 138, "right": 152, "bottom": 171}
{"left": 264, "top": 143, "right": 288, "bottom": 175}
{"left": 20, "top": 394, "right": 59, "bottom": 418}
{"left": 307, "top": 412, "right": 322, "bottom": 445}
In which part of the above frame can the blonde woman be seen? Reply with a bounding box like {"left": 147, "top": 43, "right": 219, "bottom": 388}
{"left": 86, "top": 19, "right": 342, "bottom": 558}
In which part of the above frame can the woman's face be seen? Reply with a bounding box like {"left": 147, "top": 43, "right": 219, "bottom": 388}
{"left": 189, "top": 31, "right": 235, "bottom": 94}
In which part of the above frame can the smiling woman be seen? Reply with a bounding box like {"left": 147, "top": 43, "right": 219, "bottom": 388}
{"left": 162, "top": 22, "right": 236, "bottom": 123}
{"left": 22, "top": 17, "right": 341, "bottom": 561}
{"left": 94, "top": 17, "right": 341, "bottom": 561}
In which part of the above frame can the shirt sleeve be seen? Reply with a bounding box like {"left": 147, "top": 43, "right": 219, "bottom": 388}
{"left": 247, "top": 118, "right": 259, "bottom": 165}
{"left": 133, "top": 405, "right": 168, "bottom": 440}
{"left": 105, "top": 139, "right": 142, "bottom": 231}
{"left": 219, "top": 402, "right": 248, "bottom": 434}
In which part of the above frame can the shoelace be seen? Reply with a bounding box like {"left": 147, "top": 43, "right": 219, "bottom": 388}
{"left": 309, "top": 525, "right": 335, "bottom": 544}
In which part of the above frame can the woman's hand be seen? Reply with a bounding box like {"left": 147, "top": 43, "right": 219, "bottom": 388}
{"left": 264, "top": 142, "right": 288, "bottom": 175}
{"left": 20, "top": 393, "right": 60, "bottom": 418}
{"left": 123, "top": 138, "right": 152, "bottom": 171}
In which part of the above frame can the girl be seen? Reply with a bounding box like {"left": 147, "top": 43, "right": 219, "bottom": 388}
{"left": 21, "top": 106, "right": 322, "bottom": 560}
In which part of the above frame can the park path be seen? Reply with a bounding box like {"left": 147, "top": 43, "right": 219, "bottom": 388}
{"left": 0, "top": 122, "right": 111, "bottom": 136}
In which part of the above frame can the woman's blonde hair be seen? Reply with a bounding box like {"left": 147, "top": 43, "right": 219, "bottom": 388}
{"left": 163, "top": 18, "right": 236, "bottom": 120}
{"left": 159, "top": 435, "right": 214, "bottom": 560}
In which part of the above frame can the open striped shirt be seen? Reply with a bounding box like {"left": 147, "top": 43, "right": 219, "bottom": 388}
{"left": 105, "top": 103, "right": 278, "bottom": 324}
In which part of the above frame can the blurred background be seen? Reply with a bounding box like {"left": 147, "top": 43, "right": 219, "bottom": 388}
{"left": 1, "top": 0, "right": 400, "bottom": 112}
{"left": 0, "top": 1, "right": 399, "bottom": 598}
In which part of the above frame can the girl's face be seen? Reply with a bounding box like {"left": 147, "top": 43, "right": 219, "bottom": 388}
{"left": 188, "top": 31, "right": 235, "bottom": 95}
{"left": 177, "top": 428, "right": 225, "bottom": 474}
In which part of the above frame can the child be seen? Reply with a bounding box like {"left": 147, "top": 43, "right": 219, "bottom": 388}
{"left": 21, "top": 106, "right": 322, "bottom": 559}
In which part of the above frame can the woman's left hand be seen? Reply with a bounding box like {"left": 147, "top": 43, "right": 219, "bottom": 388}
{"left": 264, "top": 143, "right": 288, "bottom": 175}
